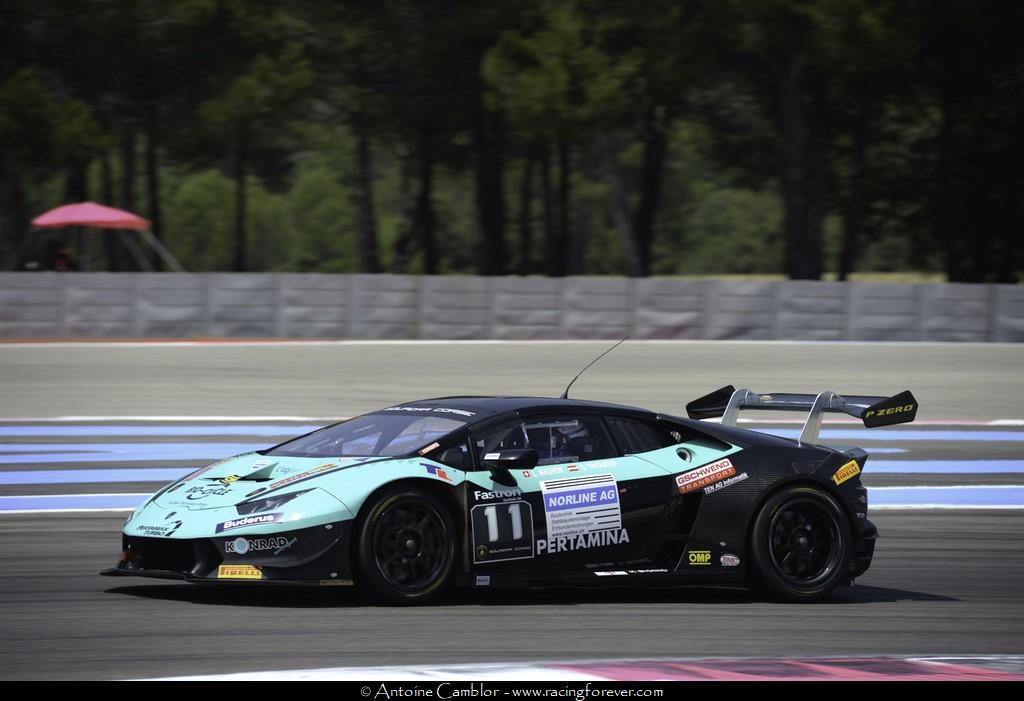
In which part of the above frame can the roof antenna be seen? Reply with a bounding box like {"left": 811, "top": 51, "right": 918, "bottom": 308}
{"left": 560, "top": 337, "right": 630, "bottom": 400}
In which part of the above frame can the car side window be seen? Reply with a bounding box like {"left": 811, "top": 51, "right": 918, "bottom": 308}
{"left": 605, "top": 416, "right": 678, "bottom": 454}
{"left": 430, "top": 438, "right": 473, "bottom": 470}
{"left": 474, "top": 415, "right": 616, "bottom": 466}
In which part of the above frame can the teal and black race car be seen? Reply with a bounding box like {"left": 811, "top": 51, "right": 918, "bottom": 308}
{"left": 102, "top": 387, "right": 918, "bottom": 604}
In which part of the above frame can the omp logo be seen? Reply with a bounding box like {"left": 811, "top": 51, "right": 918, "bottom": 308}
{"left": 832, "top": 460, "right": 862, "bottom": 486}
{"left": 688, "top": 550, "right": 711, "bottom": 566}
{"left": 864, "top": 404, "right": 915, "bottom": 418}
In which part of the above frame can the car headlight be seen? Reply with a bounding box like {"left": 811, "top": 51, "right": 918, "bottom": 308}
{"left": 235, "top": 489, "right": 313, "bottom": 516}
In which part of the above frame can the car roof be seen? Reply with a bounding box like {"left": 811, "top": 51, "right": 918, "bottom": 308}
{"left": 389, "top": 396, "right": 656, "bottom": 422}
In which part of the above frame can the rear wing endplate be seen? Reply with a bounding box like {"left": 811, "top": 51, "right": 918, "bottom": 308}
{"left": 686, "top": 385, "right": 918, "bottom": 445}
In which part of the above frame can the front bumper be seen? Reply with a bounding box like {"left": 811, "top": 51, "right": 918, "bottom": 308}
{"left": 100, "top": 520, "right": 354, "bottom": 585}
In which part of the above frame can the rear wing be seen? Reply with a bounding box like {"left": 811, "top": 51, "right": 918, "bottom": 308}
{"left": 686, "top": 385, "right": 918, "bottom": 445}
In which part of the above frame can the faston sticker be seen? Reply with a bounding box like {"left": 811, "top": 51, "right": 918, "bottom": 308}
{"left": 473, "top": 487, "right": 522, "bottom": 502}
{"left": 702, "top": 471, "right": 750, "bottom": 496}
{"left": 832, "top": 460, "right": 862, "bottom": 486}
{"left": 540, "top": 473, "right": 621, "bottom": 538}
{"left": 721, "top": 554, "right": 741, "bottom": 567}
{"left": 676, "top": 458, "right": 736, "bottom": 495}
{"left": 688, "top": 550, "right": 712, "bottom": 566}
{"left": 215, "top": 512, "right": 283, "bottom": 533}
{"left": 418, "top": 442, "right": 441, "bottom": 456}
{"left": 217, "top": 564, "right": 262, "bottom": 580}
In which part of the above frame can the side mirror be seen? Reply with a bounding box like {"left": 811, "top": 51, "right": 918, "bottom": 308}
{"left": 481, "top": 448, "right": 538, "bottom": 486}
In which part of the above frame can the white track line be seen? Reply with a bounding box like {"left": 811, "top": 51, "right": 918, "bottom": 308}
{"left": 150, "top": 662, "right": 600, "bottom": 681}
{"left": 4, "top": 339, "right": 1023, "bottom": 349}
{"left": 145, "top": 654, "right": 1024, "bottom": 681}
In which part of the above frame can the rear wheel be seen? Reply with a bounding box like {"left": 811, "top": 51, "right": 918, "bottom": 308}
{"left": 749, "top": 485, "right": 851, "bottom": 601}
{"left": 354, "top": 487, "right": 455, "bottom": 604}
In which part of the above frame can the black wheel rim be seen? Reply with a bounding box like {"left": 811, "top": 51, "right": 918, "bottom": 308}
{"left": 372, "top": 498, "right": 450, "bottom": 592}
{"left": 768, "top": 497, "right": 841, "bottom": 587}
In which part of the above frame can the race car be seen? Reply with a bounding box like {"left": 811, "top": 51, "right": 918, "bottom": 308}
{"left": 102, "top": 386, "right": 918, "bottom": 603}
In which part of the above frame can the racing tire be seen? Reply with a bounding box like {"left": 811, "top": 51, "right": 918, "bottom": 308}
{"left": 749, "top": 485, "right": 851, "bottom": 602}
{"left": 354, "top": 487, "right": 456, "bottom": 605}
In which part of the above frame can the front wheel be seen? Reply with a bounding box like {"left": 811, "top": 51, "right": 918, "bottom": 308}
{"left": 749, "top": 485, "right": 851, "bottom": 601}
{"left": 354, "top": 487, "right": 456, "bottom": 604}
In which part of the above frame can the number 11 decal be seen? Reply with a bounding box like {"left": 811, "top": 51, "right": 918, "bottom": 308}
{"left": 471, "top": 500, "right": 534, "bottom": 563}
{"left": 482, "top": 503, "right": 524, "bottom": 542}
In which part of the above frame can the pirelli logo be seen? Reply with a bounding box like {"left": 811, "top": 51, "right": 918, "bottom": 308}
{"left": 217, "top": 564, "right": 263, "bottom": 580}
{"left": 864, "top": 404, "right": 915, "bottom": 419}
{"left": 832, "top": 460, "right": 862, "bottom": 486}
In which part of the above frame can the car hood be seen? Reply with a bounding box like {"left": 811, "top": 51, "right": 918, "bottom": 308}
{"left": 152, "top": 452, "right": 375, "bottom": 511}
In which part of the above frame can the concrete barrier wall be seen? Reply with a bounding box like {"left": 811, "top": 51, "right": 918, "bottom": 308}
{"left": 0, "top": 273, "right": 1020, "bottom": 341}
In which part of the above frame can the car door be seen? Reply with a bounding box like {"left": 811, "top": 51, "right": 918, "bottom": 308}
{"left": 466, "top": 412, "right": 680, "bottom": 577}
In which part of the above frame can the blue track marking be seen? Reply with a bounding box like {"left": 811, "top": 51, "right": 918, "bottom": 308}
{"left": 0, "top": 425, "right": 323, "bottom": 438}
{"left": 0, "top": 468, "right": 192, "bottom": 485}
{"left": 3, "top": 487, "right": 1022, "bottom": 512}
{"left": 0, "top": 493, "right": 150, "bottom": 512}
{"left": 758, "top": 429, "right": 1024, "bottom": 442}
{"left": 867, "top": 460, "right": 1024, "bottom": 473}
{"left": 871, "top": 486, "right": 1024, "bottom": 508}
{"left": 0, "top": 442, "right": 261, "bottom": 464}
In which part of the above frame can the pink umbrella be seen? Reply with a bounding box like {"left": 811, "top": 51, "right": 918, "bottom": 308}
{"left": 32, "top": 201, "right": 151, "bottom": 230}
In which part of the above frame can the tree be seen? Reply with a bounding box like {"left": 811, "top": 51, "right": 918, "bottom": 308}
{"left": 484, "top": 1, "right": 637, "bottom": 275}
{"left": 197, "top": 42, "right": 311, "bottom": 271}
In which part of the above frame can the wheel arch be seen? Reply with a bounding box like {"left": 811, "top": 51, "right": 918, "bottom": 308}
{"left": 347, "top": 477, "right": 465, "bottom": 574}
{"left": 742, "top": 476, "right": 846, "bottom": 580}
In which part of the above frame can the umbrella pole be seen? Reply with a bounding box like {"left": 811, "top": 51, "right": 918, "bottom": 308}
{"left": 116, "top": 230, "right": 154, "bottom": 272}
{"left": 82, "top": 227, "right": 92, "bottom": 271}
{"left": 139, "top": 229, "right": 185, "bottom": 272}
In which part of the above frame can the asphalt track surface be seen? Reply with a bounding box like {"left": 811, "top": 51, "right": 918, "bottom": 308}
{"left": 0, "top": 340, "right": 1022, "bottom": 680}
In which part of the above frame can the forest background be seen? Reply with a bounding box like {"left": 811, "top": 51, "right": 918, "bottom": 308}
{"left": 1, "top": 0, "right": 1021, "bottom": 282}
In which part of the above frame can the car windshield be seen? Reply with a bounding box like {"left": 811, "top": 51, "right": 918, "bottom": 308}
{"left": 266, "top": 413, "right": 467, "bottom": 458}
